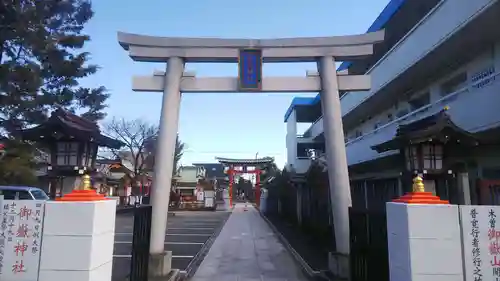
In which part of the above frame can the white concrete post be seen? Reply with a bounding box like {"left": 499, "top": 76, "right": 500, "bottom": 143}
{"left": 317, "top": 56, "right": 352, "bottom": 276}
{"left": 150, "top": 57, "right": 184, "bottom": 256}
{"left": 286, "top": 109, "right": 298, "bottom": 166}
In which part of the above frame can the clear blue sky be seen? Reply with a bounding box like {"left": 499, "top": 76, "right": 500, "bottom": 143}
{"left": 81, "top": 0, "right": 389, "bottom": 168}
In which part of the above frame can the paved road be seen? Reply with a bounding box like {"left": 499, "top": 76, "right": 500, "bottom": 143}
{"left": 112, "top": 210, "right": 230, "bottom": 281}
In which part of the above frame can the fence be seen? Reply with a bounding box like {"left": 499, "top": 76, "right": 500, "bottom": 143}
{"left": 263, "top": 172, "right": 334, "bottom": 251}
{"left": 130, "top": 205, "right": 153, "bottom": 281}
{"left": 349, "top": 207, "right": 389, "bottom": 281}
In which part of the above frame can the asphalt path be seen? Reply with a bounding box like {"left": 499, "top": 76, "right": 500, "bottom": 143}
{"left": 112, "top": 210, "right": 230, "bottom": 281}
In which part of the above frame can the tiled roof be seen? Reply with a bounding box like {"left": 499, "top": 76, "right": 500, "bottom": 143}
{"left": 19, "top": 108, "right": 124, "bottom": 149}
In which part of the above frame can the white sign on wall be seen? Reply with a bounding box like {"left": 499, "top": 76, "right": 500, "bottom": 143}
{"left": 0, "top": 200, "right": 46, "bottom": 281}
{"left": 196, "top": 191, "right": 204, "bottom": 201}
{"left": 461, "top": 205, "right": 500, "bottom": 281}
{"left": 204, "top": 198, "right": 214, "bottom": 208}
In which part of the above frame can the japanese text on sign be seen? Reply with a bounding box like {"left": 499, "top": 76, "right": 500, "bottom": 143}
{"left": 0, "top": 200, "right": 45, "bottom": 281}
{"left": 238, "top": 49, "right": 262, "bottom": 91}
{"left": 461, "top": 206, "right": 500, "bottom": 281}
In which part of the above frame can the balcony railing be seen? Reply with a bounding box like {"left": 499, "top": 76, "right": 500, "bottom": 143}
{"left": 344, "top": 71, "right": 500, "bottom": 165}
{"left": 302, "top": 115, "right": 323, "bottom": 138}
{"left": 296, "top": 70, "right": 500, "bottom": 169}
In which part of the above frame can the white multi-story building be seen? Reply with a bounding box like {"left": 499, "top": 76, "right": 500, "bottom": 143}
{"left": 285, "top": 0, "right": 500, "bottom": 209}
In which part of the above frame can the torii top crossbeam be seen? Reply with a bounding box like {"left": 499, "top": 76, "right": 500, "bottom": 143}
{"left": 117, "top": 31, "right": 384, "bottom": 94}
{"left": 215, "top": 157, "right": 274, "bottom": 166}
{"left": 117, "top": 31, "right": 384, "bottom": 63}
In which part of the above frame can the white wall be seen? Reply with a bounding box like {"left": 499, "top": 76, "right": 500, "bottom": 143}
{"left": 344, "top": 44, "right": 500, "bottom": 165}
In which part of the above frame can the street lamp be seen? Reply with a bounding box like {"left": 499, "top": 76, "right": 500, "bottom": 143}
{"left": 404, "top": 141, "right": 444, "bottom": 173}
{"left": 48, "top": 136, "right": 99, "bottom": 175}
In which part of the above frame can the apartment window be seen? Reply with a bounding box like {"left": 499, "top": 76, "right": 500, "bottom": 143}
{"left": 56, "top": 142, "right": 78, "bottom": 166}
{"left": 408, "top": 92, "right": 430, "bottom": 111}
{"left": 441, "top": 72, "right": 467, "bottom": 96}
{"left": 354, "top": 130, "right": 363, "bottom": 138}
{"left": 387, "top": 114, "right": 394, "bottom": 122}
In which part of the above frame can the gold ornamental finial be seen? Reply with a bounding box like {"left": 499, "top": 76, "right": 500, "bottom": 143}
{"left": 412, "top": 176, "right": 425, "bottom": 193}
{"left": 81, "top": 174, "right": 92, "bottom": 190}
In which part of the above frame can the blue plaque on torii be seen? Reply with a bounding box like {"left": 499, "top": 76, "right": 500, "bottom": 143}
{"left": 238, "top": 49, "right": 263, "bottom": 91}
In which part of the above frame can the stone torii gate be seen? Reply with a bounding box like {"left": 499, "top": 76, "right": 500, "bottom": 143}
{"left": 118, "top": 31, "right": 384, "bottom": 277}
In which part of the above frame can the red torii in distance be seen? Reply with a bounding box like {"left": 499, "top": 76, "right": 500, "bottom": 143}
{"left": 216, "top": 157, "right": 274, "bottom": 207}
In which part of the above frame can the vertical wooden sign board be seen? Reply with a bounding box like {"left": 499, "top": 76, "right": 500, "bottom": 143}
{"left": 461, "top": 205, "right": 500, "bottom": 281}
{"left": 238, "top": 49, "right": 263, "bottom": 91}
{"left": 0, "top": 200, "right": 46, "bottom": 281}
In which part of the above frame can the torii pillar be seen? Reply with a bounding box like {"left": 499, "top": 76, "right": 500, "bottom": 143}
{"left": 118, "top": 31, "right": 384, "bottom": 279}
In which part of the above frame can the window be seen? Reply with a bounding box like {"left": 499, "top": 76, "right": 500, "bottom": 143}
{"left": 179, "top": 189, "right": 193, "bottom": 196}
{"left": 387, "top": 114, "right": 394, "bottom": 122}
{"left": 81, "top": 143, "right": 94, "bottom": 166}
{"left": 57, "top": 142, "right": 79, "bottom": 166}
{"left": 441, "top": 72, "right": 467, "bottom": 96}
{"left": 405, "top": 146, "right": 419, "bottom": 171}
{"left": 81, "top": 143, "right": 87, "bottom": 166}
{"left": 422, "top": 144, "right": 443, "bottom": 170}
{"left": 18, "top": 191, "right": 32, "bottom": 200}
{"left": 408, "top": 92, "right": 430, "bottom": 111}
{"left": 0, "top": 190, "right": 17, "bottom": 200}
{"left": 31, "top": 189, "right": 49, "bottom": 200}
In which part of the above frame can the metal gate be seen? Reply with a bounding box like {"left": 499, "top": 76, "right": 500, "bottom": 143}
{"left": 130, "top": 205, "right": 153, "bottom": 281}
{"left": 349, "top": 207, "right": 389, "bottom": 281}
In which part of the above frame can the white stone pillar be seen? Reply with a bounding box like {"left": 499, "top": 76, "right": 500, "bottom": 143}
{"left": 149, "top": 57, "right": 184, "bottom": 276}
{"left": 317, "top": 56, "right": 352, "bottom": 277}
{"left": 386, "top": 202, "right": 462, "bottom": 281}
{"left": 39, "top": 200, "right": 116, "bottom": 281}
{"left": 286, "top": 109, "right": 298, "bottom": 166}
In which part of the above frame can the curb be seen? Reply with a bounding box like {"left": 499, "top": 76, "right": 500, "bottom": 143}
{"left": 181, "top": 212, "right": 232, "bottom": 280}
{"left": 258, "top": 211, "right": 331, "bottom": 281}
{"left": 149, "top": 269, "right": 180, "bottom": 281}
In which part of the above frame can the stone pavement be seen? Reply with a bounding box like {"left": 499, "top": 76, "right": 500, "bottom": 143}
{"left": 191, "top": 203, "right": 308, "bottom": 281}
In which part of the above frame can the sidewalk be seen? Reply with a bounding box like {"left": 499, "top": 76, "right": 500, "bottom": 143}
{"left": 191, "top": 203, "right": 308, "bottom": 281}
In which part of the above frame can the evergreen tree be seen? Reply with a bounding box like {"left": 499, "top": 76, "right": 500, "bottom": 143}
{"left": 0, "top": 0, "right": 108, "bottom": 184}
{"left": 0, "top": 0, "right": 108, "bottom": 133}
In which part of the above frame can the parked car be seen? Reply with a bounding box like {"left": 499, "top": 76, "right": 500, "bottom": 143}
{"left": 0, "top": 186, "right": 50, "bottom": 200}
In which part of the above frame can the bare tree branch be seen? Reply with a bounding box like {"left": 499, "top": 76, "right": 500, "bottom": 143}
{"left": 103, "top": 117, "right": 159, "bottom": 180}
